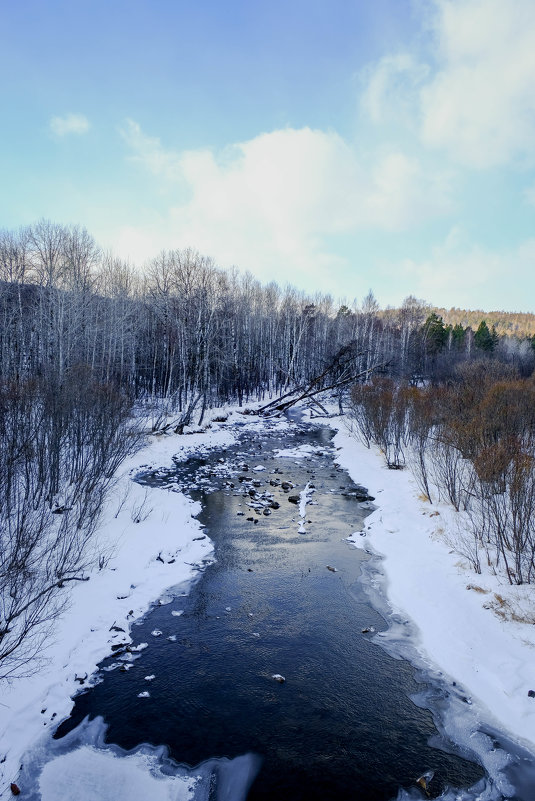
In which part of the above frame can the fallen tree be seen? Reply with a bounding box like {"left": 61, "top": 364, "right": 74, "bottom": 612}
{"left": 256, "top": 343, "right": 390, "bottom": 416}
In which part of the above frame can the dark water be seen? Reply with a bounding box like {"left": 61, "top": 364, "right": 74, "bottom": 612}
{"left": 54, "top": 417, "right": 502, "bottom": 799}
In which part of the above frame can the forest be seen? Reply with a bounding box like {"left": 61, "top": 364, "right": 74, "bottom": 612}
{"left": 1, "top": 218, "right": 535, "bottom": 676}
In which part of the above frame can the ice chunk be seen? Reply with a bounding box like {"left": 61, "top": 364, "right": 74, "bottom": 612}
{"left": 22, "top": 717, "right": 261, "bottom": 801}
{"left": 39, "top": 742, "right": 192, "bottom": 800}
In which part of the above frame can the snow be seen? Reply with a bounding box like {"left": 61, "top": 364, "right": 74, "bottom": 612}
{"left": 39, "top": 744, "right": 196, "bottom": 801}
{"left": 18, "top": 716, "right": 260, "bottom": 801}
{"left": 329, "top": 413, "right": 535, "bottom": 755}
{"left": 297, "top": 481, "right": 313, "bottom": 534}
{"left": 0, "top": 406, "right": 239, "bottom": 795}
{"left": 273, "top": 444, "right": 324, "bottom": 459}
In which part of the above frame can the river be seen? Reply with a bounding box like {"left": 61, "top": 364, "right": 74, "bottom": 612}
{"left": 19, "top": 414, "right": 535, "bottom": 799}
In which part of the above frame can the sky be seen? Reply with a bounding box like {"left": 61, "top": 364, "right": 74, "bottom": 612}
{"left": 1, "top": 0, "right": 535, "bottom": 311}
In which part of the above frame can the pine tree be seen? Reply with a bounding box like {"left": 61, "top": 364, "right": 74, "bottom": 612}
{"left": 422, "top": 312, "right": 448, "bottom": 354}
{"left": 474, "top": 320, "right": 495, "bottom": 352}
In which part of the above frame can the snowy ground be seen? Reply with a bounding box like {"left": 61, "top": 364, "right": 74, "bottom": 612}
{"left": 329, "top": 412, "right": 535, "bottom": 757}
{"left": 2, "top": 402, "right": 535, "bottom": 797}
{"left": 0, "top": 405, "right": 248, "bottom": 797}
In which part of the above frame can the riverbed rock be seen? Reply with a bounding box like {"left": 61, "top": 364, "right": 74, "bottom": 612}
{"left": 416, "top": 770, "right": 434, "bottom": 793}
{"left": 288, "top": 495, "right": 300, "bottom": 504}
{"left": 528, "top": 690, "right": 535, "bottom": 698}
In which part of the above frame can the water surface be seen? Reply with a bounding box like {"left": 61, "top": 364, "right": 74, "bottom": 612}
{"left": 50, "top": 417, "right": 503, "bottom": 799}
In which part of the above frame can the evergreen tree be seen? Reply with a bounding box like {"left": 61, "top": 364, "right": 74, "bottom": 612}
{"left": 474, "top": 320, "right": 495, "bottom": 352}
{"left": 451, "top": 323, "right": 466, "bottom": 349}
{"left": 422, "top": 312, "right": 448, "bottom": 354}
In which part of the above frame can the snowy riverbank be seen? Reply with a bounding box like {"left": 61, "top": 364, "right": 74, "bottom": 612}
{"left": 330, "top": 413, "right": 535, "bottom": 756}
{"left": 0, "top": 409, "right": 240, "bottom": 797}
{"left": 2, "top": 403, "right": 535, "bottom": 797}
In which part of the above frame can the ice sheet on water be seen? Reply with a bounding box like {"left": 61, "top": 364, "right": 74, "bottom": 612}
{"left": 356, "top": 557, "right": 535, "bottom": 801}
{"left": 19, "top": 716, "right": 262, "bottom": 801}
{"left": 392, "top": 777, "right": 498, "bottom": 801}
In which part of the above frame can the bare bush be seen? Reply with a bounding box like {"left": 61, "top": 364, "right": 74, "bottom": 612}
{"left": 349, "top": 378, "right": 410, "bottom": 468}
{"left": 0, "top": 372, "right": 143, "bottom": 678}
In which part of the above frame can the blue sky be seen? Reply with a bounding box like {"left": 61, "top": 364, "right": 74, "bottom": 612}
{"left": 2, "top": 0, "right": 535, "bottom": 311}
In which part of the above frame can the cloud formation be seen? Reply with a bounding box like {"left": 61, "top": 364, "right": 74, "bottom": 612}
{"left": 395, "top": 228, "right": 535, "bottom": 309}
{"left": 118, "top": 121, "right": 451, "bottom": 290}
{"left": 50, "top": 113, "right": 90, "bottom": 136}
{"left": 362, "top": 0, "right": 535, "bottom": 169}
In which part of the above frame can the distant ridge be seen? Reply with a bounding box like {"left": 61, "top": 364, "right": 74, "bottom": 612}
{"left": 433, "top": 307, "right": 535, "bottom": 338}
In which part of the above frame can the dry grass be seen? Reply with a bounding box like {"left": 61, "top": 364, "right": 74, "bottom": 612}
{"left": 483, "top": 592, "right": 535, "bottom": 625}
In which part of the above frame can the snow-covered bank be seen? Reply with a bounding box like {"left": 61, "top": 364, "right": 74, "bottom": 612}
{"left": 331, "top": 415, "right": 535, "bottom": 754}
{"left": 0, "top": 410, "right": 239, "bottom": 797}
{"left": 4, "top": 400, "right": 535, "bottom": 798}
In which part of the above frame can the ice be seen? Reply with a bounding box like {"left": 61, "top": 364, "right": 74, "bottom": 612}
{"left": 393, "top": 778, "right": 499, "bottom": 801}
{"left": 297, "top": 481, "right": 313, "bottom": 533}
{"left": 20, "top": 717, "right": 262, "bottom": 801}
{"left": 273, "top": 444, "right": 323, "bottom": 459}
{"left": 331, "top": 413, "right": 535, "bottom": 757}
{"left": 39, "top": 746, "right": 194, "bottom": 800}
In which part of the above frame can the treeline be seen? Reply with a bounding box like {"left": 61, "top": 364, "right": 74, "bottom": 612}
{"left": 434, "top": 306, "right": 535, "bottom": 338}
{"left": 2, "top": 222, "right": 534, "bottom": 412}
{"left": 350, "top": 363, "right": 535, "bottom": 586}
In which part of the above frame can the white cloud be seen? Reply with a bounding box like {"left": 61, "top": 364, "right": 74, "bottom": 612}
{"left": 360, "top": 52, "right": 428, "bottom": 128}
{"left": 115, "top": 122, "right": 452, "bottom": 290}
{"left": 50, "top": 113, "right": 90, "bottom": 136}
{"left": 361, "top": 0, "right": 535, "bottom": 169}
{"left": 421, "top": 0, "right": 535, "bottom": 168}
{"left": 394, "top": 228, "right": 535, "bottom": 310}
{"left": 120, "top": 119, "right": 183, "bottom": 180}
